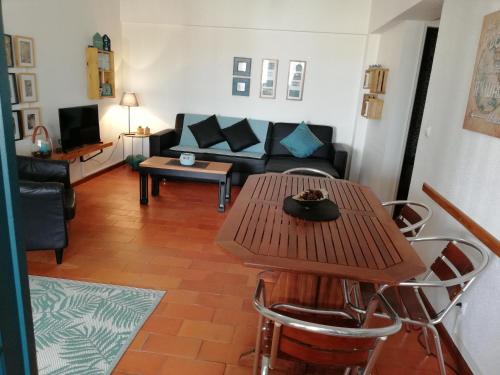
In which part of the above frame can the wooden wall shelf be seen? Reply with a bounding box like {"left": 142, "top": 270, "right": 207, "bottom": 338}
{"left": 361, "top": 94, "right": 384, "bottom": 120}
{"left": 52, "top": 142, "right": 113, "bottom": 161}
{"left": 364, "top": 67, "right": 389, "bottom": 94}
{"left": 86, "top": 47, "right": 115, "bottom": 99}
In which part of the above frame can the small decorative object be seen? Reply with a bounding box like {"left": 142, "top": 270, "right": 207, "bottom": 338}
{"left": 4, "top": 34, "right": 14, "bottom": 67}
{"left": 260, "top": 59, "right": 278, "bottom": 99}
{"left": 136, "top": 126, "right": 144, "bottom": 135}
{"left": 102, "top": 34, "right": 111, "bottom": 51}
{"left": 98, "top": 52, "right": 111, "bottom": 70}
{"left": 292, "top": 189, "right": 329, "bottom": 207}
{"left": 101, "top": 83, "right": 112, "bottom": 97}
{"left": 144, "top": 126, "right": 150, "bottom": 135}
{"left": 180, "top": 152, "right": 196, "bottom": 166}
{"left": 463, "top": 9, "right": 500, "bottom": 138}
{"left": 8, "top": 73, "right": 18, "bottom": 104}
{"left": 120, "top": 92, "right": 139, "bottom": 135}
{"left": 233, "top": 57, "right": 252, "bottom": 77}
{"left": 17, "top": 73, "right": 38, "bottom": 103}
{"left": 232, "top": 77, "right": 250, "bottom": 96}
{"left": 31, "top": 125, "right": 53, "bottom": 158}
{"left": 21, "top": 108, "right": 41, "bottom": 137}
{"left": 92, "top": 32, "right": 103, "bottom": 50}
{"left": 286, "top": 60, "right": 306, "bottom": 101}
{"left": 283, "top": 188, "right": 340, "bottom": 221}
{"left": 12, "top": 110, "right": 22, "bottom": 141}
{"left": 14, "top": 35, "right": 35, "bottom": 67}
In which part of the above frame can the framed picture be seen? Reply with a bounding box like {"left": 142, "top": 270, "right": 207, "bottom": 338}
{"left": 14, "top": 35, "right": 35, "bottom": 68}
{"left": 8, "top": 73, "right": 18, "bottom": 105}
{"left": 233, "top": 57, "right": 252, "bottom": 77}
{"left": 17, "top": 73, "right": 38, "bottom": 103}
{"left": 260, "top": 59, "right": 278, "bottom": 99}
{"left": 21, "top": 108, "right": 41, "bottom": 137}
{"left": 4, "top": 34, "right": 14, "bottom": 67}
{"left": 12, "top": 110, "right": 22, "bottom": 141}
{"left": 232, "top": 77, "right": 250, "bottom": 96}
{"left": 286, "top": 60, "right": 306, "bottom": 101}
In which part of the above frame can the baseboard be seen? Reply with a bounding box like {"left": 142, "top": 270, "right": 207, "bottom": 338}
{"left": 71, "top": 161, "right": 125, "bottom": 187}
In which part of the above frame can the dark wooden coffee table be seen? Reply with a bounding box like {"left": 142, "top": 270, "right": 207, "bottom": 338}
{"left": 137, "top": 156, "right": 233, "bottom": 212}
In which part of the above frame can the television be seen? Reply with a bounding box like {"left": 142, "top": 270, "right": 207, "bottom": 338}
{"left": 58, "top": 105, "right": 101, "bottom": 152}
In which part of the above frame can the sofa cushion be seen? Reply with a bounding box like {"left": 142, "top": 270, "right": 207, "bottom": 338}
{"left": 265, "top": 156, "right": 340, "bottom": 179}
{"left": 188, "top": 115, "right": 225, "bottom": 148}
{"left": 279, "top": 122, "right": 324, "bottom": 158}
{"left": 221, "top": 118, "right": 260, "bottom": 152}
{"left": 269, "top": 122, "right": 333, "bottom": 159}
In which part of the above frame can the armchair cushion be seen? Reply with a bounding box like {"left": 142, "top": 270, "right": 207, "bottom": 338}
{"left": 279, "top": 122, "right": 324, "bottom": 158}
{"left": 17, "top": 155, "right": 71, "bottom": 188}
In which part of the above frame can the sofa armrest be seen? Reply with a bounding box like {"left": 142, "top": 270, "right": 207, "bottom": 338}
{"left": 332, "top": 143, "right": 349, "bottom": 179}
{"left": 149, "top": 128, "right": 179, "bottom": 156}
{"left": 17, "top": 156, "right": 71, "bottom": 188}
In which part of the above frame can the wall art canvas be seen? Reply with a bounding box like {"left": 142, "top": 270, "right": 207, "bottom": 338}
{"left": 233, "top": 57, "right": 252, "bottom": 77}
{"left": 260, "top": 59, "right": 278, "bottom": 99}
{"left": 12, "top": 110, "right": 22, "bottom": 140}
{"left": 14, "top": 35, "right": 35, "bottom": 67}
{"left": 18, "top": 73, "right": 38, "bottom": 103}
{"left": 232, "top": 77, "right": 250, "bottom": 96}
{"left": 463, "top": 10, "right": 500, "bottom": 138}
{"left": 287, "top": 60, "right": 306, "bottom": 101}
{"left": 22, "top": 108, "right": 41, "bottom": 137}
{"left": 9, "top": 73, "right": 18, "bottom": 104}
{"left": 4, "top": 34, "right": 13, "bottom": 67}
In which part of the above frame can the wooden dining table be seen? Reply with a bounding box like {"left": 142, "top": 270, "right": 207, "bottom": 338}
{"left": 216, "top": 173, "right": 426, "bottom": 308}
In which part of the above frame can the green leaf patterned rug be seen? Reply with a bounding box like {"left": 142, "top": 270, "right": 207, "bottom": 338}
{"left": 30, "top": 276, "right": 165, "bottom": 375}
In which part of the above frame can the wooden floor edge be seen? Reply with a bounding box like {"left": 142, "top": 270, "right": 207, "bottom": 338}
{"left": 71, "top": 161, "right": 126, "bottom": 187}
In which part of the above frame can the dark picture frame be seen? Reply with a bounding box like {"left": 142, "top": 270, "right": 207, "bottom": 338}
{"left": 8, "top": 73, "right": 18, "bottom": 105}
{"left": 4, "top": 34, "right": 14, "bottom": 67}
{"left": 233, "top": 57, "right": 252, "bottom": 77}
{"left": 12, "top": 110, "right": 22, "bottom": 141}
{"left": 232, "top": 77, "right": 250, "bottom": 96}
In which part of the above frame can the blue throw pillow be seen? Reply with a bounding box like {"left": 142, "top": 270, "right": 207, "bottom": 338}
{"left": 280, "top": 122, "right": 324, "bottom": 158}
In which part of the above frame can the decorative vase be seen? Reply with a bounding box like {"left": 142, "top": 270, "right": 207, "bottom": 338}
{"left": 137, "top": 126, "right": 144, "bottom": 135}
{"left": 31, "top": 125, "right": 53, "bottom": 159}
{"left": 144, "top": 126, "right": 150, "bottom": 135}
{"left": 180, "top": 152, "right": 195, "bottom": 166}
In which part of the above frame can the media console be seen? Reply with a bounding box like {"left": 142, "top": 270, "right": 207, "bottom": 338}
{"left": 51, "top": 142, "right": 113, "bottom": 162}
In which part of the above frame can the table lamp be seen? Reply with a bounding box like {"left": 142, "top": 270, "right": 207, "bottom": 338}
{"left": 120, "top": 92, "right": 139, "bottom": 135}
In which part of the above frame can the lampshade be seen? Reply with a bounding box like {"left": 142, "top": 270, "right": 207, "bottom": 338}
{"left": 120, "top": 92, "right": 139, "bottom": 107}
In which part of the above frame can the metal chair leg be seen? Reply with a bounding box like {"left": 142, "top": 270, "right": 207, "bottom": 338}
{"left": 422, "top": 326, "right": 432, "bottom": 355}
{"left": 428, "top": 325, "right": 446, "bottom": 375}
{"left": 253, "top": 315, "right": 264, "bottom": 375}
{"left": 260, "top": 355, "right": 270, "bottom": 375}
{"left": 269, "top": 323, "right": 281, "bottom": 370}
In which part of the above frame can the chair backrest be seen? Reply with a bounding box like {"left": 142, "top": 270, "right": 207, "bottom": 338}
{"left": 254, "top": 275, "right": 401, "bottom": 372}
{"left": 283, "top": 167, "right": 335, "bottom": 180}
{"left": 382, "top": 200, "right": 432, "bottom": 237}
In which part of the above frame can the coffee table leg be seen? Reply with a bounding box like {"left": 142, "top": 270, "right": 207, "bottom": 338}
{"left": 225, "top": 173, "right": 232, "bottom": 202}
{"left": 218, "top": 179, "right": 226, "bottom": 212}
{"left": 152, "top": 175, "right": 160, "bottom": 196}
{"left": 140, "top": 173, "right": 149, "bottom": 205}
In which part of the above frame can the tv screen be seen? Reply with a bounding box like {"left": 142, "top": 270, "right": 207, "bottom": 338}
{"left": 59, "top": 105, "right": 101, "bottom": 152}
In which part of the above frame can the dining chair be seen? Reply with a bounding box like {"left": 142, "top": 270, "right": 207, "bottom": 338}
{"left": 283, "top": 167, "right": 336, "bottom": 180}
{"left": 252, "top": 272, "right": 402, "bottom": 375}
{"left": 382, "top": 200, "right": 432, "bottom": 238}
{"left": 343, "top": 237, "right": 489, "bottom": 375}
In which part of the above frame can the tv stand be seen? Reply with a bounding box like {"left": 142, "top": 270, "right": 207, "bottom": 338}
{"left": 52, "top": 142, "right": 113, "bottom": 162}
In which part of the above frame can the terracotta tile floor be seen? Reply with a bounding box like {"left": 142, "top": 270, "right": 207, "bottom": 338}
{"left": 26, "top": 166, "right": 456, "bottom": 374}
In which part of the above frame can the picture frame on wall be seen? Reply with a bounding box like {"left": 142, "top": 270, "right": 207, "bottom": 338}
{"left": 260, "top": 59, "right": 278, "bottom": 99}
{"left": 14, "top": 35, "right": 35, "bottom": 68}
{"left": 21, "top": 108, "right": 41, "bottom": 137}
{"left": 286, "top": 60, "right": 306, "bottom": 101}
{"left": 232, "top": 77, "right": 250, "bottom": 96}
{"left": 4, "top": 34, "right": 14, "bottom": 67}
{"left": 233, "top": 57, "right": 252, "bottom": 77}
{"left": 12, "top": 110, "right": 22, "bottom": 141}
{"left": 17, "top": 73, "right": 38, "bottom": 103}
{"left": 8, "top": 73, "right": 18, "bottom": 105}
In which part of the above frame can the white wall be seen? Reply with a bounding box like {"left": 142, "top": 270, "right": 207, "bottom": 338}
{"left": 407, "top": 1, "right": 500, "bottom": 373}
{"left": 3, "top": 0, "right": 125, "bottom": 182}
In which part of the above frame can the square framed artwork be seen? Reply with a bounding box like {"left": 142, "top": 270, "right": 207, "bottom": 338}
{"left": 260, "top": 59, "right": 278, "bottom": 99}
{"left": 17, "top": 73, "right": 38, "bottom": 103}
{"left": 12, "top": 110, "right": 22, "bottom": 141}
{"left": 233, "top": 57, "right": 252, "bottom": 77}
{"left": 232, "top": 77, "right": 250, "bottom": 96}
{"left": 286, "top": 60, "right": 306, "bottom": 101}
{"left": 8, "top": 73, "right": 18, "bottom": 105}
{"left": 4, "top": 34, "right": 14, "bottom": 67}
{"left": 21, "top": 108, "right": 41, "bottom": 137}
{"left": 14, "top": 35, "right": 35, "bottom": 68}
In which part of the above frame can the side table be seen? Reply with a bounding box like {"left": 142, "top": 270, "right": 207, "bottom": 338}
{"left": 122, "top": 133, "right": 150, "bottom": 168}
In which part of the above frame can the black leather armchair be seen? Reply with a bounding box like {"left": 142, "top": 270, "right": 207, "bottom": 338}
{"left": 17, "top": 156, "right": 76, "bottom": 264}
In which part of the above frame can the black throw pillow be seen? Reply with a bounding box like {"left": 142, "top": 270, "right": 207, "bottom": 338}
{"left": 188, "top": 115, "right": 225, "bottom": 148}
{"left": 221, "top": 119, "right": 260, "bottom": 152}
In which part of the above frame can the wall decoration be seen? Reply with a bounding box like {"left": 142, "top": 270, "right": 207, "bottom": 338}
{"left": 4, "top": 34, "right": 13, "bottom": 67}
{"left": 232, "top": 77, "right": 250, "bottom": 96}
{"left": 286, "top": 60, "right": 306, "bottom": 101}
{"left": 14, "top": 35, "right": 35, "bottom": 68}
{"left": 260, "top": 59, "right": 278, "bottom": 99}
{"left": 92, "top": 32, "right": 103, "bottom": 50}
{"left": 12, "top": 110, "right": 22, "bottom": 141}
{"left": 102, "top": 34, "right": 111, "bottom": 51}
{"left": 233, "top": 57, "right": 252, "bottom": 77}
{"left": 17, "top": 73, "right": 38, "bottom": 103}
{"left": 463, "top": 10, "right": 500, "bottom": 138}
{"left": 21, "top": 108, "right": 41, "bottom": 137}
{"left": 8, "top": 73, "right": 18, "bottom": 105}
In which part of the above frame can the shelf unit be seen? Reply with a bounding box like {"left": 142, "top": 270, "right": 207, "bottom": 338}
{"left": 361, "top": 67, "right": 389, "bottom": 119}
{"left": 52, "top": 142, "right": 113, "bottom": 162}
{"left": 86, "top": 47, "right": 115, "bottom": 99}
